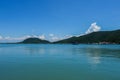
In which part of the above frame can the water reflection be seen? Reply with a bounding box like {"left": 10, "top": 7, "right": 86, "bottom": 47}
{"left": 85, "top": 47, "right": 120, "bottom": 58}
{"left": 72, "top": 45, "right": 120, "bottom": 67}
{"left": 0, "top": 44, "right": 120, "bottom": 69}
{"left": 22, "top": 45, "right": 120, "bottom": 59}
{"left": 23, "top": 45, "right": 62, "bottom": 56}
{"left": 24, "top": 46, "right": 46, "bottom": 55}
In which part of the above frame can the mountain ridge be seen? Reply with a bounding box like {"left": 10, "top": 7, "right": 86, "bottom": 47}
{"left": 54, "top": 29, "right": 120, "bottom": 44}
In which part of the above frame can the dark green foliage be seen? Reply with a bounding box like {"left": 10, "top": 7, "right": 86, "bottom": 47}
{"left": 54, "top": 29, "right": 120, "bottom": 44}
{"left": 20, "top": 38, "right": 50, "bottom": 44}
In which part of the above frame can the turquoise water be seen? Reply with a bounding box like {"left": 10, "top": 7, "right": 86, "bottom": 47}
{"left": 0, "top": 44, "right": 120, "bottom": 80}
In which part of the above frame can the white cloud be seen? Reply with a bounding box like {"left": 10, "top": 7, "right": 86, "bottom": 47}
{"left": 4, "top": 36, "right": 11, "bottom": 40}
{"left": 50, "top": 35, "right": 73, "bottom": 42}
{"left": 38, "top": 35, "right": 45, "bottom": 40}
{"left": 14, "top": 35, "right": 31, "bottom": 40}
{"left": 62, "top": 35, "right": 74, "bottom": 39}
{"left": 0, "top": 36, "right": 3, "bottom": 40}
{"left": 48, "top": 34, "right": 62, "bottom": 42}
{"left": 25, "top": 35, "right": 31, "bottom": 38}
{"left": 0, "top": 34, "right": 47, "bottom": 42}
{"left": 75, "top": 34, "right": 85, "bottom": 37}
{"left": 85, "top": 22, "right": 101, "bottom": 34}
{"left": 4, "top": 36, "right": 29, "bottom": 41}
{"left": 32, "top": 35, "right": 38, "bottom": 38}
{"left": 51, "top": 36, "right": 60, "bottom": 41}
{"left": 0, "top": 35, "right": 32, "bottom": 42}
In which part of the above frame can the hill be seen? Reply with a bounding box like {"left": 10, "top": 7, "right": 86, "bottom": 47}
{"left": 54, "top": 29, "right": 120, "bottom": 44}
{"left": 20, "top": 37, "right": 50, "bottom": 44}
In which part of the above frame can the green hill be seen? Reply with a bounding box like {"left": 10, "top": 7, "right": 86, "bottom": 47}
{"left": 54, "top": 29, "right": 120, "bottom": 44}
{"left": 20, "top": 37, "right": 50, "bottom": 44}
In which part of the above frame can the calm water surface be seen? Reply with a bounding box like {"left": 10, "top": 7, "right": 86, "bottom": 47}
{"left": 0, "top": 44, "right": 120, "bottom": 80}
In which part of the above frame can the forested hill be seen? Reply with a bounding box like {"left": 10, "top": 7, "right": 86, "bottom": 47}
{"left": 54, "top": 29, "right": 120, "bottom": 44}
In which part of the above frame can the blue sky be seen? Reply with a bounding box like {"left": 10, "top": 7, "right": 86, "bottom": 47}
{"left": 0, "top": 0, "right": 120, "bottom": 42}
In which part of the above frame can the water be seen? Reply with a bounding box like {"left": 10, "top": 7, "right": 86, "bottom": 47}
{"left": 0, "top": 44, "right": 120, "bottom": 80}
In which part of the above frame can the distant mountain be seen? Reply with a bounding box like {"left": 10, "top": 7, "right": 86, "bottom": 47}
{"left": 20, "top": 37, "right": 50, "bottom": 44}
{"left": 54, "top": 29, "right": 120, "bottom": 44}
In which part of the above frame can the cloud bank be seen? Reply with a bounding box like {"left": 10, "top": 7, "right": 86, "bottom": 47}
{"left": 48, "top": 34, "right": 61, "bottom": 42}
{"left": 0, "top": 35, "right": 46, "bottom": 42}
{"left": 38, "top": 35, "right": 45, "bottom": 40}
{"left": 0, "top": 36, "right": 3, "bottom": 40}
{"left": 0, "top": 22, "right": 102, "bottom": 42}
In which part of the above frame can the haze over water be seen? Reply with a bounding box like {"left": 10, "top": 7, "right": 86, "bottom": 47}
{"left": 0, "top": 44, "right": 120, "bottom": 80}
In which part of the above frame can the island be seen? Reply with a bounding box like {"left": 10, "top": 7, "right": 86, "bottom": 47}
{"left": 19, "top": 37, "right": 50, "bottom": 44}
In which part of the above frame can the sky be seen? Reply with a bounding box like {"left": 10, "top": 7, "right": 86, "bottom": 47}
{"left": 0, "top": 0, "right": 120, "bottom": 42}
